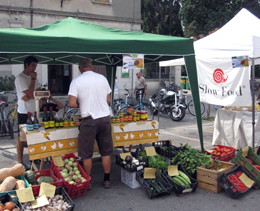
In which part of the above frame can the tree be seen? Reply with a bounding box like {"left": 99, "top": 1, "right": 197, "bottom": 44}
{"left": 141, "top": 0, "right": 183, "bottom": 36}
{"left": 180, "top": 0, "right": 260, "bottom": 38}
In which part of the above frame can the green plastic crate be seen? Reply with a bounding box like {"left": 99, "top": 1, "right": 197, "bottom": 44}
{"left": 232, "top": 146, "right": 260, "bottom": 187}
{"left": 0, "top": 174, "right": 30, "bottom": 202}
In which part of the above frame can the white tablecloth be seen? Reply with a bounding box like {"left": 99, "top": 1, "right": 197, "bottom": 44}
{"left": 212, "top": 109, "right": 260, "bottom": 149}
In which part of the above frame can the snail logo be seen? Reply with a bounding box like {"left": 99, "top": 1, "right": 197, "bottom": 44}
{"left": 213, "top": 68, "right": 228, "bottom": 83}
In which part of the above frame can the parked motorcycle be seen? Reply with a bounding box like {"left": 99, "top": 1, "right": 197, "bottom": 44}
{"left": 149, "top": 81, "right": 186, "bottom": 121}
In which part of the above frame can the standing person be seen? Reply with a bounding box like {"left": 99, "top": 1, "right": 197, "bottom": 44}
{"left": 15, "top": 56, "right": 41, "bottom": 170}
{"left": 39, "top": 93, "right": 64, "bottom": 112}
{"left": 133, "top": 71, "right": 147, "bottom": 100}
{"left": 68, "top": 58, "right": 113, "bottom": 189}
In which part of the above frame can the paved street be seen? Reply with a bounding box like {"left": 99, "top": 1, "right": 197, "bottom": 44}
{"left": 0, "top": 97, "right": 259, "bottom": 211}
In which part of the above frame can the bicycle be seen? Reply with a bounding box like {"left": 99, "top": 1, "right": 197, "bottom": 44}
{"left": 7, "top": 91, "right": 18, "bottom": 133}
{"left": 0, "top": 91, "right": 14, "bottom": 139}
{"left": 132, "top": 90, "right": 148, "bottom": 111}
{"left": 113, "top": 89, "right": 132, "bottom": 116}
{"left": 182, "top": 91, "right": 205, "bottom": 116}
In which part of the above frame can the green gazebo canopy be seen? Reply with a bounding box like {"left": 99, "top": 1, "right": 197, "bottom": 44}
{"left": 0, "top": 17, "right": 204, "bottom": 151}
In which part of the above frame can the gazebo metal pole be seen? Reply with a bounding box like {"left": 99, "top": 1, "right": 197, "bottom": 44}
{"left": 252, "top": 58, "right": 256, "bottom": 148}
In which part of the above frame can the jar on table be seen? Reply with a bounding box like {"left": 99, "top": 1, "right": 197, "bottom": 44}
{"left": 128, "top": 114, "right": 133, "bottom": 122}
{"left": 119, "top": 111, "right": 124, "bottom": 118}
{"left": 124, "top": 115, "right": 129, "bottom": 122}
{"left": 111, "top": 116, "right": 115, "bottom": 123}
{"left": 116, "top": 116, "right": 120, "bottom": 123}
{"left": 136, "top": 114, "right": 140, "bottom": 121}
{"left": 120, "top": 117, "right": 124, "bottom": 122}
{"left": 133, "top": 115, "right": 137, "bottom": 122}
{"left": 127, "top": 107, "right": 133, "bottom": 114}
{"left": 140, "top": 111, "right": 148, "bottom": 121}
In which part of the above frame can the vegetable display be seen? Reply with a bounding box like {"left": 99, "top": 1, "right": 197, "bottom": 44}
{"left": 24, "top": 170, "right": 37, "bottom": 185}
{"left": 228, "top": 171, "right": 248, "bottom": 192}
{"left": 58, "top": 157, "right": 87, "bottom": 184}
{"left": 171, "top": 144, "right": 212, "bottom": 176}
{"left": 22, "top": 194, "right": 70, "bottom": 211}
{"left": 170, "top": 171, "right": 191, "bottom": 188}
{"left": 0, "top": 164, "right": 25, "bottom": 182}
{"left": 0, "top": 176, "right": 17, "bottom": 193}
{"left": 148, "top": 155, "right": 168, "bottom": 172}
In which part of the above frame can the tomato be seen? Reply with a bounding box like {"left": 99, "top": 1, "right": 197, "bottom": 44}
{"left": 246, "top": 158, "right": 253, "bottom": 164}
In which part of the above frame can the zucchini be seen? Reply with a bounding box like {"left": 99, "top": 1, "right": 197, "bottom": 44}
{"left": 172, "top": 176, "right": 186, "bottom": 187}
{"left": 175, "top": 175, "right": 190, "bottom": 188}
{"left": 179, "top": 171, "right": 191, "bottom": 184}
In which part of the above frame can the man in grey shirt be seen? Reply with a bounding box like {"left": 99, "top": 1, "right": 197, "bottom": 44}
{"left": 133, "top": 71, "right": 147, "bottom": 100}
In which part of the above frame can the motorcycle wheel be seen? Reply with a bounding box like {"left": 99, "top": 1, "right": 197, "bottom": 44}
{"left": 150, "top": 104, "right": 158, "bottom": 116}
{"left": 170, "top": 106, "right": 185, "bottom": 121}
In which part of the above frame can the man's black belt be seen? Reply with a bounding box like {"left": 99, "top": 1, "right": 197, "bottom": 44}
{"left": 82, "top": 116, "right": 93, "bottom": 120}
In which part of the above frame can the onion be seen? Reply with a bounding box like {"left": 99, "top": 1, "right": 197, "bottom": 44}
{"left": 4, "top": 202, "right": 15, "bottom": 210}
{"left": 0, "top": 205, "right": 5, "bottom": 211}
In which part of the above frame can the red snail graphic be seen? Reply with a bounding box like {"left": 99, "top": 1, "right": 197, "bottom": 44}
{"left": 213, "top": 68, "right": 228, "bottom": 83}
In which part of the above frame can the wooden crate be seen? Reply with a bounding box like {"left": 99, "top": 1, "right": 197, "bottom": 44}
{"left": 197, "top": 161, "right": 235, "bottom": 193}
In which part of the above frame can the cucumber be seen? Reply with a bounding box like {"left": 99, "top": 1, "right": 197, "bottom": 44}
{"left": 172, "top": 176, "right": 186, "bottom": 187}
{"left": 149, "top": 180, "right": 162, "bottom": 193}
{"left": 175, "top": 175, "right": 190, "bottom": 188}
{"left": 179, "top": 171, "right": 191, "bottom": 184}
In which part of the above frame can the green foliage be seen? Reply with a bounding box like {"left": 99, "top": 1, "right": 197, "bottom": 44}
{"left": 171, "top": 144, "right": 212, "bottom": 175}
{"left": 141, "top": 0, "right": 183, "bottom": 36}
{"left": 141, "top": 1, "right": 260, "bottom": 40}
{"left": 0, "top": 75, "right": 15, "bottom": 91}
{"left": 148, "top": 155, "right": 168, "bottom": 172}
{"left": 180, "top": 0, "right": 260, "bottom": 38}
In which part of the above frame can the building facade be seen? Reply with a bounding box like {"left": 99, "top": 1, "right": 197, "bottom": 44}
{"left": 0, "top": 0, "right": 144, "bottom": 95}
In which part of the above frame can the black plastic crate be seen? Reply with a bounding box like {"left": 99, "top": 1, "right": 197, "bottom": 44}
{"left": 116, "top": 152, "right": 144, "bottom": 172}
{"left": 0, "top": 193, "right": 22, "bottom": 210}
{"left": 163, "top": 164, "right": 198, "bottom": 196}
{"left": 217, "top": 165, "right": 255, "bottom": 199}
{"left": 153, "top": 141, "right": 185, "bottom": 159}
{"left": 136, "top": 169, "right": 172, "bottom": 199}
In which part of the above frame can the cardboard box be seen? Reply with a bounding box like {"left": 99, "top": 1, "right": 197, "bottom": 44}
{"left": 197, "top": 161, "right": 235, "bottom": 193}
{"left": 121, "top": 168, "right": 140, "bottom": 189}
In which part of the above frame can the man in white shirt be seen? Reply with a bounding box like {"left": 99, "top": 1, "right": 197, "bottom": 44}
{"left": 68, "top": 58, "right": 113, "bottom": 189}
{"left": 15, "top": 56, "right": 41, "bottom": 169}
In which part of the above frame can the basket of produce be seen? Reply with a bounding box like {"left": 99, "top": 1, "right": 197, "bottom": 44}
{"left": 206, "top": 145, "right": 235, "bottom": 161}
{"left": 171, "top": 144, "right": 212, "bottom": 179}
{"left": 232, "top": 146, "right": 260, "bottom": 188}
{"left": 196, "top": 160, "right": 236, "bottom": 193}
{"left": 136, "top": 169, "right": 172, "bottom": 199}
{"left": 51, "top": 153, "right": 91, "bottom": 198}
{"left": 22, "top": 186, "right": 75, "bottom": 211}
{"left": 0, "top": 193, "right": 22, "bottom": 211}
{"left": 116, "top": 152, "right": 143, "bottom": 172}
{"left": 24, "top": 169, "right": 63, "bottom": 196}
{"left": 164, "top": 164, "right": 198, "bottom": 196}
{"left": 217, "top": 165, "right": 255, "bottom": 198}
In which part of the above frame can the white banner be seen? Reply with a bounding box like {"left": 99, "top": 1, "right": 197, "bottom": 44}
{"left": 197, "top": 57, "right": 251, "bottom": 106}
